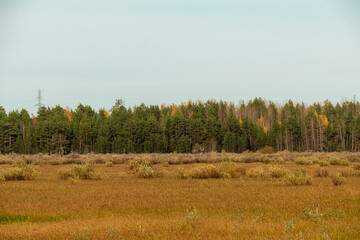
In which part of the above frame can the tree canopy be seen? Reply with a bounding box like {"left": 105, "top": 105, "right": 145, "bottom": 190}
{"left": 1, "top": 98, "right": 360, "bottom": 154}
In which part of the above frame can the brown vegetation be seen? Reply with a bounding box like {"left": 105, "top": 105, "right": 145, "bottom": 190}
{"left": 0, "top": 152, "right": 360, "bottom": 239}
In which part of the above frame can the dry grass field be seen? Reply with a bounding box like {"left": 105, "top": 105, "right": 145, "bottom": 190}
{"left": 1, "top": 152, "right": 360, "bottom": 239}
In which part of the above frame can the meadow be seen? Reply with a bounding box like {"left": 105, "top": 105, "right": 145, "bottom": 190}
{"left": 0, "top": 152, "right": 360, "bottom": 239}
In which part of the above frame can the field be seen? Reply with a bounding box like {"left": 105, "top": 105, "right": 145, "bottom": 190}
{"left": 0, "top": 152, "right": 360, "bottom": 239}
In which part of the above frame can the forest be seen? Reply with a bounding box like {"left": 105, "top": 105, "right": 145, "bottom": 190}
{"left": 1, "top": 98, "right": 360, "bottom": 154}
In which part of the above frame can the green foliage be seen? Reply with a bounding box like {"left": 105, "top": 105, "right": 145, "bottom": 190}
{"left": 258, "top": 146, "right": 275, "bottom": 154}
{"left": 2, "top": 99, "right": 360, "bottom": 154}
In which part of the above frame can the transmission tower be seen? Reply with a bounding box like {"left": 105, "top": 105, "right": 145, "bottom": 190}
{"left": 34, "top": 89, "right": 44, "bottom": 108}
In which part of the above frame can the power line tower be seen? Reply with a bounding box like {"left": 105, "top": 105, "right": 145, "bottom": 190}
{"left": 34, "top": 89, "right": 44, "bottom": 108}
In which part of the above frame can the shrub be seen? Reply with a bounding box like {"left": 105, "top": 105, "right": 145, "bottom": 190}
{"left": 258, "top": 146, "right": 275, "bottom": 154}
{"left": 49, "top": 160, "right": 61, "bottom": 165}
{"left": 136, "top": 165, "right": 164, "bottom": 178}
{"left": 161, "top": 162, "right": 170, "bottom": 167}
{"left": 295, "top": 157, "right": 313, "bottom": 165}
{"left": 184, "top": 207, "right": 201, "bottom": 227}
{"left": 175, "top": 167, "right": 189, "bottom": 179}
{"left": 236, "top": 166, "right": 247, "bottom": 176}
{"left": 353, "top": 163, "right": 360, "bottom": 170}
{"left": 57, "top": 167, "right": 75, "bottom": 180}
{"left": 330, "top": 173, "right": 345, "bottom": 186}
{"left": 318, "top": 160, "right": 329, "bottom": 167}
{"left": 105, "top": 161, "right": 113, "bottom": 167}
{"left": 73, "top": 164, "right": 101, "bottom": 180}
{"left": 329, "top": 158, "right": 349, "bottom": 166}
{"left": 248, "top": 167, "right": 264, "bottom": 178}
{"left": 57, "top": 163, "right": 101, "bottom": 180}
{"left": 339, "top": 169, "right": 353, "bottom": 177}
{"left": 129, "top": 159, "right": 151, "bottom": 173}
{"left": 188, "top": 165, "right": 225, "bottom": 179}
{"left": 284, "top": 169, "right": 312, "bottom": 185}
{"left": 269, "top": 166, "right": 287, "bottom": 178}
{"left": 3, "top": 161, "right": 38, "bottom": 181}
{"left": 275, "top": 157, "right": 285, "bottom": 165}
{"left": 353, "top": 170, "right": 360, "bottom": 177}
{"left": 263, "top": 157, "right": 272, "bottom": 164}
{"left": 0, "top": 170, "right": 5, "bottom": 183}
{"left": 218, "top": 162, "right": 236, "bottom": 178}
{"left": 313, "top": 166, "right": 329, "bottom": 177}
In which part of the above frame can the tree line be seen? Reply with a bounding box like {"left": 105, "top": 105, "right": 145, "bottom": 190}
{"left": 1, "top": 98, "right": 360, "bottom": 154}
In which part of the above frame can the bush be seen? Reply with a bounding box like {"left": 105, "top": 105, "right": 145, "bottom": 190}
{"left": 269, "top": 166, "right": 287, "bottom": 178}
{"left": 275, "top": 157, "right": 285, "bottom": 165}
{"left": 161, "top": 162, "right": 170, "bottom": 167}
{"left": 339, "top": 169, "right": 353, "bottom": 177}
{"left": 313, "top": 166, "right": 329, "bottom": 177}
{"left": 218, "top": 162, "right": 236, "bottom": 178}
{"left": 258, "top": 146, "right": 275, "bottom": 154}
{"left": 57, "top": 167, "right": 75, "bottom": 180}
{"left": 284, "top": 169, "right": 312, "bottom": 185}
{"left": 248, "top": 167, "right": 264, "bottom": 178}
{"left": 295, "top": 157, "right": 313, "bottom": 165}
{"left": 0, "top": 170, "right": 5, "bottom": 183}
{"left": 183, "top": 163, "right": 237, "bottom": 179}
{"left": 57, "top": 163, "right": 101, "bottom": 180}
{"left": 318, "top": 160, "right": 329, "bottom": 167}
{"left": 329, "top": 158, "right": 349, "bottom": 166}
{"left": 353, "top": 163, "right": 360, "bottom": 170}
{"left": 175, "top": 167, "right": 189, "bottom": 179}
{"left": 129, "top": 159, "right": 151, "bottom": 173}
{"left": 136, "top": 165, "right": 164, "bottom": 178}
{"left": 3, "top": 161, "right": 38, "bottom": 181}
{"left": 188, "top": 165, "right": 225, "bottom": 179}
{"left": 105, "top": 161, "right": 113, "bottom": 167}
{"left": 49, "top": 160, "right": 61, "bottom": 165}
{"left": 330, "top": 173, "right": 345, "bottom": 186}
{"left": 353, "top": 170, "right": 360, "bottom": 177}
{"left": 236, "top": 166, "right": 247, "bottom": 176}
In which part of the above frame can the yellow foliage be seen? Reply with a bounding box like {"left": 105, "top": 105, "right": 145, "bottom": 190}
{"left": 314, "top": 111, "right": 319, "bottom": 121}
{"left": 319, "top": 115, "right": 329, "bottom": 129}
{"left": 263, "top": 126, "right": 268, "bottom": 133}
{"left": 104, "top": 111, "right": 110, "bottom": 119}
{"left": 171, "top": 104, "right": 177, "bottom": 116}
{"left": 239, "top": 117, "right": 243, "bottom": 126}
{"left": 64, "top": 109, "right": 72, "bottom": 121}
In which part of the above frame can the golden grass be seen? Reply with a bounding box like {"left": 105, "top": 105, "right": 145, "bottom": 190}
{"left": 0, "top": 154, "right": 360, "bottom": 239}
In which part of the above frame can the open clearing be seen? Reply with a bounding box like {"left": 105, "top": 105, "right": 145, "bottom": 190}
{"left": 0, "top": 153, "right": 360, "bottom": 239}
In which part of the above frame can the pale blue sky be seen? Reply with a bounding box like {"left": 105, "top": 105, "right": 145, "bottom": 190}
{"left": 0, "top": 0, "right": 359, "bottom": 114}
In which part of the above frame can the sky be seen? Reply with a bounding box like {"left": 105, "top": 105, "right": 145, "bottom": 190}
{"left": 0, "top": 0, "right": 359, "bottom": 114}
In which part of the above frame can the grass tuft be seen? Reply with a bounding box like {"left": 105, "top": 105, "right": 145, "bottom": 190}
{"left": 57, "top": 163, "right": 101, "bottom": 180}
{"left": 284, "top": 168, "right": 312, "bottom": 185}
{"left": 330, "top": 172, "right": 345, "bottom": 186}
